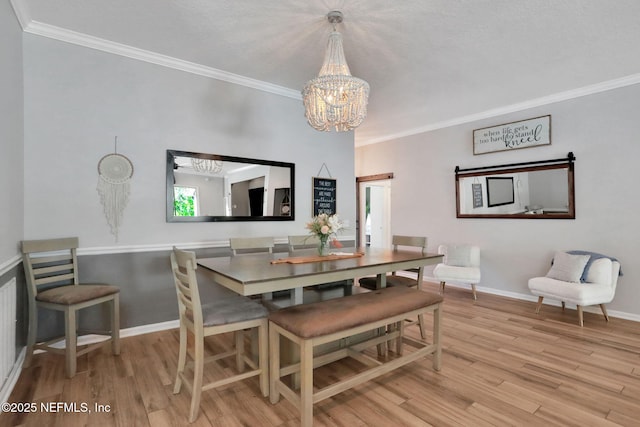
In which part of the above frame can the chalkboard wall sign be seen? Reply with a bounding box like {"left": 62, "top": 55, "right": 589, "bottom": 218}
{"left": 312, "top": 177, "right": 336, "bottom": 215}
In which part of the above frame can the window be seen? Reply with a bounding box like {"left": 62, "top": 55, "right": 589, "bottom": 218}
{"left": 174, "top": 186, "right": 199, "bottom": 216}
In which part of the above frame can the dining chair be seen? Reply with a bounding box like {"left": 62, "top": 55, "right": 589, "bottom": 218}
{"left": 229, "top": 237, "right": 274, "bottom": 255}
{"left": 358, "top": 235, "right": 427, "bottom": 290}
{"left": 358, "top": 235, "right": 428, "bottom": 338}
{"left": 287, "top": 234, "right": 320, "bottom": 252}
{"left": 288, "top": 235, "right": 353, "bottom": 294}
{"left": 21, "top": 237, "right": 120, "bottom": 378}
{"left": 230, "top": 236, "right": 282, "bottom": 300}
{"left": 171, "top": 247, "right": 269, "bottom": 423}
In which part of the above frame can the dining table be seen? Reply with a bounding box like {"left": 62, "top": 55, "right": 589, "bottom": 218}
{"left": 197, "top": 246, "right": 443, "bottom": 304}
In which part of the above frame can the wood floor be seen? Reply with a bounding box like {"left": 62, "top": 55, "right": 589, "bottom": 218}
{"left": 3, "top": 282, "right": 640, "bottom": 427}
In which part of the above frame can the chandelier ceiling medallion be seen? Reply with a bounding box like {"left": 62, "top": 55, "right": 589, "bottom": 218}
{"left": 302, "top": 11, "right": 370, "bottom": 132}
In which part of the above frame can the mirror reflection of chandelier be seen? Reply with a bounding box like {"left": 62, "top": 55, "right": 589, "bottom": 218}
{"left": 191, "top": 158, "right": 223, "bottom": 174}
{"left": 302, "top": 11, "right": 369, "bottom": 132}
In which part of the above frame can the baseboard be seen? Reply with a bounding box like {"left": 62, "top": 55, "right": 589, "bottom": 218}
{"left": 1, "top": 319, "right": 179, "bottom": 403}
{"left": 420, "top": 275, "right": 640, "bottom": 323}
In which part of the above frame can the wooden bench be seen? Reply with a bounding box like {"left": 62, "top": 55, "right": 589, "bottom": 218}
{"left": 268, "top": 286, "right": 443, "bottom": 426}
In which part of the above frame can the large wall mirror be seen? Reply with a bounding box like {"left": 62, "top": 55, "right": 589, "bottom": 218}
{"left": 456, "top": 152, "right": 575, "bottom": 219}
{"left": 166, "top": 150, "right": 295, "bottom": 222}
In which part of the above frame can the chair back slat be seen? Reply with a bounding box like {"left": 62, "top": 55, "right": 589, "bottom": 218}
{"left": 21, "top": 238, "right": 80, "bottom": 298}
{"left": 32, "top": 263, "right": 74, "bottom": 276}
{"left": 230, "top": 237, "right": 274, "bottom": 255}
{"left": 288, "top": 235, "right": 319, "bottom": 251}
{"left": 171, "top": 247, "right": 202, "bottom": 325}
{"left": 392, "top": 235, "right": 427, "bottom": 254}
{"left": 33, "top": 273, "right": 76, "bottom": 287}
{"left": 22, "top": 237, "right": 79, "bottom": 254}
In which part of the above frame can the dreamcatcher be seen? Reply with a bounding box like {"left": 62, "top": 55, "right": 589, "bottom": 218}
{"left": 97, "top": 138, "right": 133, "bottom": 241}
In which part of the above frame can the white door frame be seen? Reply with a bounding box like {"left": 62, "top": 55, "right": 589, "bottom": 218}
{"left": 356, "top": 173, "right": 393, "bottom": 248}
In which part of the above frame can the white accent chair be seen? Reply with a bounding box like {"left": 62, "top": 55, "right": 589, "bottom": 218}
{"left": 528, "top": 251, "right": 621, "bottom": 327}
{"left": 433, "top": 244, "right": 481, "bottom": 300}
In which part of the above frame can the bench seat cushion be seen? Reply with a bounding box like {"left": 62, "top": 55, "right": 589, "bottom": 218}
{"left": 269, "top": 286, "right": 443, "bottom": 339}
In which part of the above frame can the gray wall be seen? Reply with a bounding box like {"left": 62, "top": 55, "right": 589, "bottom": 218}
{"left": 0, "top": 0, "right": 25, "bottom": 369}
{"left": 0, "top": 1, "right": 24, "bottom": 263}
{"left": 22, "top": 34, "right": 356, "bottom": 248}
{"left": 356, "top": 84, "right": 640, "bottom": 319}
{"left": 18, "top": 32, "right": 357, "bottom": 337}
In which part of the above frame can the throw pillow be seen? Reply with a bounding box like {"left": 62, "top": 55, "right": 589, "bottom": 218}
{"left": 546, "top": 251, "right": 590, "bottom": 283}
{"left": 585, "top": 257, "right": 612, "bottom": 285}
{"left": 447, "top": 245, "right": 472, "bottom": 267}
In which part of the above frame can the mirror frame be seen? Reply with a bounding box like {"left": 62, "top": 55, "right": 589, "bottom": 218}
{"left": 455, "top": 152, "right": 575, "bottom": 219}
{"left": 166, "top": 149, "right": 295, "bottom": 222}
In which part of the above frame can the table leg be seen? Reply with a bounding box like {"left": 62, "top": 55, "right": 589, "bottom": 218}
{"left": 291, "top": 288, "right": 303, "bottom": 305}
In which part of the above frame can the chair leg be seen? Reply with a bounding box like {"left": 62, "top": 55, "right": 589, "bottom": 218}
{"left": 396, "top": 321, "right": 404, "bottom": 355}
{"left": 235, "top": 330, "right": 245, "bottom": 372}
{"left": 269, "top": 323, "right": 281, "bottom": 404}
{"left": 65, "top": 308, "right": 77, "bottom": 378}
{"left": 599, "top": 304, "right": 610, "bottom": 322}
{"left": 471, "top": 284, "right": 477, "bottom": 300}
{"left": 439, "top": 281, "right": 446, "bottom": 294}
{"left": 417, "top": 314, "right": 426, "bottom": 339}
{"left": 173, "top": 320, "right": 187, "bottom": 394}
{"left": 189, "top": 329, "right": 205, "bottom": 423}
{"left": 111, "top": 294, "right": 120, "bottom": 355}
{"left": 433, "top": 304, "right": 442, "bottom": 371}
{"left": 258, "top": 321, "right": 269, "bottom": 397}
{"left": 577, "top": 305, "right": 584, "bottom": 327}
{"left": 535, "top": 296, "right": 544, "bottom": 314}
{"left": 300, "top": 339, "right": 314, "bottom": 427}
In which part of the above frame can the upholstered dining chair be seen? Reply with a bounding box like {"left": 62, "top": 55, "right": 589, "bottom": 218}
{"left": 230, "top": 236, "right": 282, "bottom": 300}
{"left": 358, "top": 235, "right": 427, "bottom": 290}
{"left": 433, "top": 244, "right": 481, "bottom": 300}
{"left": 171, "top": 247, "right": 269, "bottom": 423}
{"left": 21, "top": 237, "right": 120, "bottom": 378}
{"left": 358, "top": 235, "right": 428, "bottom": 338}
{"left": 528, "top": 251, "right": 621, "bottom": 326}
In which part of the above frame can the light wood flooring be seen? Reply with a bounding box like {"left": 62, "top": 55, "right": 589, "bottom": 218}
{"left": 3, "top": 282, "right": 640, "bottom": 426}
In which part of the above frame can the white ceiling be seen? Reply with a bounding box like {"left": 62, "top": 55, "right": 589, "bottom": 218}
{"left": 14, "top": 0, "right": 640, "bottom": 146}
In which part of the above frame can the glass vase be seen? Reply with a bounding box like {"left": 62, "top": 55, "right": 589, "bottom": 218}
{"left": 318, "top": 237, "right": 330, "bottom": 256}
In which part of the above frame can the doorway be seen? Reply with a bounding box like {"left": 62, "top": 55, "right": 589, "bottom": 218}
{"left": 356, "top": 173, "right": 393, "bottom": 248}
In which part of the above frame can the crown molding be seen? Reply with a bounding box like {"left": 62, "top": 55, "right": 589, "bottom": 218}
{"left": 9, "top": 0, "right": 30, "bottom": 30}
{"left": 356, "top": 73, "right": 640, "bottom": 147}
{"left": 9, "top": 0, "right": 300, "bottom": 100}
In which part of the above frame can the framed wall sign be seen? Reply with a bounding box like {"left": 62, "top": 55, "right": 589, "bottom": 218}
{"left": 472, "top": 183, "right": 483, "bottom": 208}
{"left": 312, "top": 177, "right": 336, "bottom": 215}
{"left": 473, "top": 115, "right": 551, "bottom": 155}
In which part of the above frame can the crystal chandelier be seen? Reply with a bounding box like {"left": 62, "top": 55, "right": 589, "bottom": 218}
{"left": 190, "top": 158, "right": 223, "bottom": 174}
{"left": 302, "top": 11, "right": 370, "bottom": 132}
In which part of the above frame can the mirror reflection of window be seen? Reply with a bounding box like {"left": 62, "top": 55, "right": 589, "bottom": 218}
{"left": 174, "top": 186, "right": 199, "bottom": 216}
{"left": 167, "top": 150, "right": 295, "bottom": 222}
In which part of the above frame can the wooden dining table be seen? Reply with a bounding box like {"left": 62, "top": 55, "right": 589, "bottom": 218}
{"left": 197, "top": 246, "right": 443, "bottom": 304}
